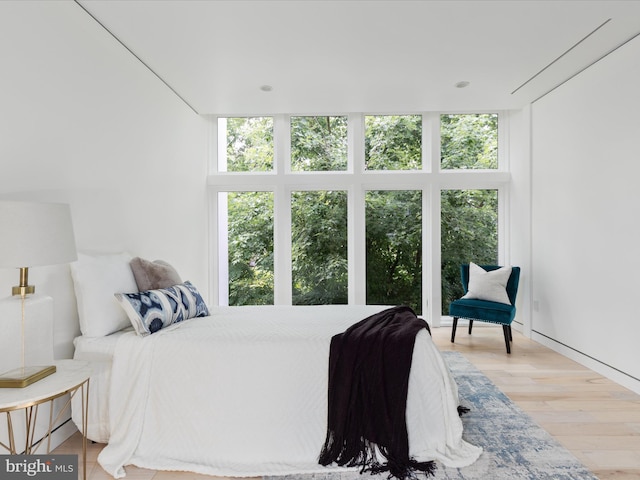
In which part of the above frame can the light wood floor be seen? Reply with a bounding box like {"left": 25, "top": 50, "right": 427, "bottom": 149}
{"left": 54, "top": 324, "right": 640, "bottom": 480}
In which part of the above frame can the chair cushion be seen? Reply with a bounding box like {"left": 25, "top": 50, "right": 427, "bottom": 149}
{"left": 449, "top": 298, "right": 516, "bottom": 325}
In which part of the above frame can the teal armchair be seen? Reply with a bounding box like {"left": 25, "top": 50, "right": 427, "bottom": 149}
{"left": 449, "top": 264, "right": 521, "bottom": 354}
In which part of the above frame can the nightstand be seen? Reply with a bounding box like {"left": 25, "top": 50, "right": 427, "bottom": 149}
{"left": 0, "top": 359, "right": 91, "bottom": 480}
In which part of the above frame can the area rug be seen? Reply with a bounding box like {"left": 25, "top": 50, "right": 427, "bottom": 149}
{"left": 266, "top": 351, "right": 599, "bottom": 480}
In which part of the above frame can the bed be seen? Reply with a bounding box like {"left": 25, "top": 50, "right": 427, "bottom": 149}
{"left": 68, "top": 254, "right": 482, "bottom": 478}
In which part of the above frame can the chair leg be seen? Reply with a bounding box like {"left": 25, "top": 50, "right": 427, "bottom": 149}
{"left": 502, "top": 325, "right": 511, "bottom": 354}
{"left": 451, "top": 317, "right": 458, "bottom": 343}
{"left": 468, "top": 319, "right": 473, "bottom": 335}
{"left": 508, "top": 325, "right": 512, "bottom": 341}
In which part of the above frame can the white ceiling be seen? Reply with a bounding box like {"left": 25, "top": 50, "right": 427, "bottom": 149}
{"left": 75, "top": 0, "right": 640, "bottom": 115}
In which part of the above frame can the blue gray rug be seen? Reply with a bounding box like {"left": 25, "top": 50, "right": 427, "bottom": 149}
{"left": 266, "top": 351, "right": 599, "bottom": 480}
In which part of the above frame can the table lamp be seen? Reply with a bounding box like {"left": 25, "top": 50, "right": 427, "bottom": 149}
{"left": 0, "top": 200, "right": 77, "bottom": 387}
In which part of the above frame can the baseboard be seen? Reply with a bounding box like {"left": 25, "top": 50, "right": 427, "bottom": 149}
{"left": 531, "top": 330, "right": 640, "bottom": 395}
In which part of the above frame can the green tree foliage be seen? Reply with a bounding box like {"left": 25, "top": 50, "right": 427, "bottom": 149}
{"left": 227, "top": 192, "right": 274, "bottom": 305}
{"left": 366, "top": 190, "right": 422, "bottom": 313}
{"left": 225, "top": 117, "right": 273, "bottom": 171}
{"left": 440, "top": 113, "right": 497, "bottom": 169}
{"left": 365, "top": 115, "right": 421, "bottom": 170}
{"left": 291, "top": 116, "right": 347, "bottom": 171}
{"left": 292, "top": 190, "right": 348, "bottom": 304}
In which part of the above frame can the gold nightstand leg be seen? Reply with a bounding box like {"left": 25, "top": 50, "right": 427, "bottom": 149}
{"left": 3, "top": 412, "right": 16, "bottom": 454}
{"left": 24, "top": 404, "right": 40, "bottom": 454}
{"left": 82, "top": 379, "right": 89, "bottom": 480}
{"left": 47, "top": 397, "right": 55, "bottom": 453}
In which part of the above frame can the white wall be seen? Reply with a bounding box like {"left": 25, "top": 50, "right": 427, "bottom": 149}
{"left": 531, "top": 35, "right": 640, "bottom": 393}
{"left": 506, "top": 106, "right": 532, "bottom": 336}
{"left": 0, "top": 1, "right": 209, "bottom": 360}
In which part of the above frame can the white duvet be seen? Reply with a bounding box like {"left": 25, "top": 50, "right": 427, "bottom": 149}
{"left": 96, "top": 305, "right": 481, "bottom": 478}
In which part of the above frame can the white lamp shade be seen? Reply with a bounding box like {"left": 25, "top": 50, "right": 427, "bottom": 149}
{"left": 0, "top": 201, "right": 78, "bottom": 268}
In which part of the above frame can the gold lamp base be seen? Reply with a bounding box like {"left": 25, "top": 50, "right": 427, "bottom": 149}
{"left": 12, "top": 266, "right": 35, "bottom": 297}
{"left": 12, "top": 285, "right": 35, "bottom": 296}
{"left": 0, "top": 365, "right": 57, "bottom": 388}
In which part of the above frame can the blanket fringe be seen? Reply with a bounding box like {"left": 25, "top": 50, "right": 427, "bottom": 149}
{"left": 319, "top": 433, "right": 436, "bottom": 479}
{"left": 457, "top": 405, "right": 470, "bottom": 416}
{"left": 366, "top": 457, "right": 437, "bottom": 480}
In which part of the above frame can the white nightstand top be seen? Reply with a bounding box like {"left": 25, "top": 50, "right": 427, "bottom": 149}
{"left": 0, "top": 359, "right": 91, "bottom": 411}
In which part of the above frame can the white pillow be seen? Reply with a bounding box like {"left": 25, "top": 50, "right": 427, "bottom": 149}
{"left": 462, "top": 262, "right": 512, "bottom": 304}
{"left": 70, "top": 252, "right": 138, "bottom": 337}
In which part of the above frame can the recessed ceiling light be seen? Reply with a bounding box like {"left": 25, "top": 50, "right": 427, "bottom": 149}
{"left": 455, "top": 81, "right": 470, "bottom": 89}
{"left": 260, "top": 85, "right": 273, "bottom": 92}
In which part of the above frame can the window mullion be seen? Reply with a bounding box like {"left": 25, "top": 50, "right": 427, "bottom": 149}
{"left": 426, "top": 185, "right": 441, "bottom": 327}
{"left": 423, "top": 112, "right": 440, "bottom": 325}
{"left": 351, "top": 186, "right": 366, "bottom": 304}
{"left": 348, "top": 114, "right": 366, "bottom": 304}
{"left": 273, "top": 115, "right": 292, "bottom": 304}
{"left": 217, "top": 192, "right": 230, "bottom": 306}
{"left": 423, "top": 112, "right": 439, "bottom": 173}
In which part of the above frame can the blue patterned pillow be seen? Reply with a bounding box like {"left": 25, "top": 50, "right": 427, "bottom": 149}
{"left": 115, "top": 281, "right": 210, "bottom": 336}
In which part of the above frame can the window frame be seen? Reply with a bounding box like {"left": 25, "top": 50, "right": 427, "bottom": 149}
{"left": 208, "top": 112, "right": 510, "bottom": 326}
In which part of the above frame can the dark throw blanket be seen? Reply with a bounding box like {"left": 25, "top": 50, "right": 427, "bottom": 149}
{"left": 318, "top": 305, "right": 435, "bottom": 479}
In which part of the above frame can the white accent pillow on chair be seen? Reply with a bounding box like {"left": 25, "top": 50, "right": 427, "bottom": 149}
{"left": 462, "top": 262, "right": 512, "bottom": 304}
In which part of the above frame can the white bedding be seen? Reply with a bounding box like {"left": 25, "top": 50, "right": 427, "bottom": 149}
{"left": 72, "top": 328, "right": 132, "bottom": 443}
{"left": 75, "top": 305, "right": 481, "bottom": 478}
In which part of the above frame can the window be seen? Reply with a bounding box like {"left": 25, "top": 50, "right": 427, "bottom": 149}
{"left": 220, "top": 191, "right": 274, "bottom": 305}
{"left": 441, "top": 113, "right": 498, "bottom": 169}
{"left": 290, "top": 116, "right": 347, "bottom": 171}
{"left": 366, "top": 190, "right": 422, "bottom": 311}
{"left": 292, "top": 190, "right": 348, "bottom": 304}
{"left": 210, "top": 113, "right": 507, "bottom": 324}
{"left": 218, "top": 117, "right": 273, "bottom": 172}
{"left": 365, "top": 115, "right": 422, "bottom": 170}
